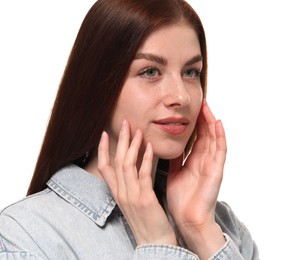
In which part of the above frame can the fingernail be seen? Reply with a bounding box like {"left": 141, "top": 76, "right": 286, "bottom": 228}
{"left": 135, "top": 128, "right": 142, "bottom": 136}
{"left": 146, "top": 142, "right": 152, "bottom": 151}
{"left": 101, "top": 131, "right": 107, "bottom": 138}
{"left": 121, "top": 119, "right": 127, "bottom": 129}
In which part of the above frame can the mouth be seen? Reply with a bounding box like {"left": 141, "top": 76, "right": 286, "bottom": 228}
{"left": 158, "top": 122, "right": 186, "bottom": 126}
{"left": 153, "top": 117, "right": 189, "bottom": 135}
{"left": 153, "top": 117, "right": 189, "bottom": 124}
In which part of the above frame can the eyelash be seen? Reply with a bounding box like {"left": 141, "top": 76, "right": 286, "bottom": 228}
{"left": 138, "top": 67, "right": 160, "bottom": 78}
{"left": 183, "top": 69, "right": 202, "bottom": 79}
{"left": 138, "top": 67, "right": 202, "bottom": 79}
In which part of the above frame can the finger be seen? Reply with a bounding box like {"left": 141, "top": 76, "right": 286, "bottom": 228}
{"left": 114, "top": 119, "right": 130, "bottom": 193}
{"left": 189, "top": 101, "right": 209, "bottom": 157}
{"left": 215, "top": 120, "right": 227, "bottom": 165}
{"left": 97, "top": 131, "right": 117, "bottom": 194}
{"left": 195, "top": 104, "right": 209, "bottom": 153}
{"left": 202, "top": 100, "right": 217, "bottom": 154}
{"left": 122, "top": 128, "right": 143, "bottom": 189}
{"left": 139, "top": 142, "right": 154, "bottom": 192}
{"left": 114, "top": 119, "right": 130, "bottom": 170}
{"left": 202, "top": 100, "right": 216, "bottom": 137}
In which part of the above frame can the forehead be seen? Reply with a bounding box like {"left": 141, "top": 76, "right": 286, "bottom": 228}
{"left": 137, "top": 22, "right": 201, "bottom": 56}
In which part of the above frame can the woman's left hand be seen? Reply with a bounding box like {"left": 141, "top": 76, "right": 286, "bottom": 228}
{"left": 167, "top": 100, "right": 227, "bottom": 258}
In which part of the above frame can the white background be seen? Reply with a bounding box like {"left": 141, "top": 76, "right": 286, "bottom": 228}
{"left": 1, "top": 1, "right": 297, "bottom": 259}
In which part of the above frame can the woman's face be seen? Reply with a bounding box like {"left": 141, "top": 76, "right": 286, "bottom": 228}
{"left": 107, "top": 22, "right": 203, "bottom": 159}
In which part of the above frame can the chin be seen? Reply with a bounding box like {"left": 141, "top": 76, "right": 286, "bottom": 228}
{"left": 149, "top": 137, "right": 189, "bottom": 159}
{"left": 153, "top": 147, "right": 185, "bottom": 160}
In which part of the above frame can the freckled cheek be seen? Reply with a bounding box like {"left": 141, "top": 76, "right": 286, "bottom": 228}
{"left": 118, "top": 101, "right": 149, "bottom": 133}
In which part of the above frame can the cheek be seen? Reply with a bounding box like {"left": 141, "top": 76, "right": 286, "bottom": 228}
{"left": 190, "top": 89, "right": 203, "bottom": 118}
{"left": 110, "top": 94, "right": 148, "bottom": 134}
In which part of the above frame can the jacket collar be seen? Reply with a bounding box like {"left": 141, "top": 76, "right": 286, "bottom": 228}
{"left": 47, "top": 164, "right": 116, "bottom": 227}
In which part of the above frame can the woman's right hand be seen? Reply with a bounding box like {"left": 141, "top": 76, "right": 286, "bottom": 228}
{"left": 97, "top": 119, "right": 177, "bottom": 246}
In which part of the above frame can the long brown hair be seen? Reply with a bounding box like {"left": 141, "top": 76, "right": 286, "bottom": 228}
{"left": 27, "top": 0, "right": 208, "bottom": 195}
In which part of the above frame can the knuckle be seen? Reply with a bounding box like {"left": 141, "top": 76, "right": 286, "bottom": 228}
{"left": 97, "top": 162, "right": 107, "bottom": 172}
{"left": 114, "top": 156, "right": 122, "bottom": 167}
{"left": 117, "top": 192, "right": 127, "bottom": 206}
{"left": 139, "top": 193, "right": 155, "bottom": 209}
{"left": 138, "top": 168, "right": 146, "bottom": 178}
{"left": 122, "top": 159, "right": 132, "bottom": 172}
{"left": 129, "top": 197, "right": 139, "bottom": 208}
{"left": 114, "top": 163, "right": 125, "bottom": 175}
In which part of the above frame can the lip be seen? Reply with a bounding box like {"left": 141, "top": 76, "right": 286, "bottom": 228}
{"left": 153, "top": 117, "right": 189, "bottom": 135}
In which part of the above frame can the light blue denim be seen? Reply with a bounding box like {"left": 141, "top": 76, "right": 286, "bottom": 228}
{"left": 0, "top": 164, "right": 259, "bottom": 259}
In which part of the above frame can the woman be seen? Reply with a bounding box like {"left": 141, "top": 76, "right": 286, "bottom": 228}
{"left": 0, "top": 0, "right": 259, "bottom": 259}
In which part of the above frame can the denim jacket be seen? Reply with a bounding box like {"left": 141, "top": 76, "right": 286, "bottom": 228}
{"left": 0, "top": 164, "right": 259, "bottom": 259}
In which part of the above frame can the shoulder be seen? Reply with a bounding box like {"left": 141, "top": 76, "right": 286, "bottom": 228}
{"left": 0, "top": 188, "right": 53, "bottom": 220}
{"left": 0, "top": 189, "right": 54, "bottom": 258}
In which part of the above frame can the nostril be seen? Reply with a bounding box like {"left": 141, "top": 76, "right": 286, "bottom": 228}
{"left": 164, "top": 93, "right": 191, "bottom": 107}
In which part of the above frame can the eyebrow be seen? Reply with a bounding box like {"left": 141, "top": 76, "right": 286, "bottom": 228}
{"left": 134, "top": 53, "right": 202, "bottom": 66}
{"left": 135, "top": 53, "right": 167, "bottom": 65}
{"left": 185, "top": 55, "right": 203, "bottom": 66}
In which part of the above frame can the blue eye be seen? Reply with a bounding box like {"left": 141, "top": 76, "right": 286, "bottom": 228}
{"left": 139, "top": 67, "right": 160, "bottom": 78}
{"left": 183, "top": 69, "right": 201, "bottom": 78}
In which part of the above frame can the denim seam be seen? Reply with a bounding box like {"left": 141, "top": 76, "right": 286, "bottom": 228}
{"left": 0, "top": 233, "right": 6, "bottom": 252}
{"left": 98, "top": 196, "right": 116, "bottom": 225}
{"left": 211, "top": 235, "right": 231, "bottom": 259}
{"left": 47, "top": 179, "right": 116, "bottom": 226}
{"left": 238, "top": 221, "right": 247, "bottom": 237}
{"left": 0, "top": 251, "right": 37, "bottom": 256}
{"left": 136, "top": 244, "right": 198, "bottom": 258}
{"left": 0, "top": 215, "right": 49, "bottom": 259}
{"left": 48, "top": 179, "right": 96, "bottom": 212}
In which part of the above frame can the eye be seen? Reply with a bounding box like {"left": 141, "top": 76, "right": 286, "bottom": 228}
{"left": 183, "top": 69, "right": 201, "bottom": 79}
{"left": 139, "top": 67, "right": 160, "bottom": 78}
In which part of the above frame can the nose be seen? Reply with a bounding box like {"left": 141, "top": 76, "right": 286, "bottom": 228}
{"left": 162, "top": 75, "right": 190, "bottom": 107}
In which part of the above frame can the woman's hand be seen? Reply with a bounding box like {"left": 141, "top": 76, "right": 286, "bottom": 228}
{"left": 97, "top": 120, "right": 177, "bottom": 246}
{"left": 167, "top": 100, "right": 227, "bottom": 258}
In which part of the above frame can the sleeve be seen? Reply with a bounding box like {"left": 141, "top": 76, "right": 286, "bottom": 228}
{"left": 0, "top": 215, "right": 45, "bottom": 260}
{"left": 133, "top": 244, "right": 198, "bottom": 259}
{"left": 209, "top": 233, "right": 245, "bottom": 260}
{"left": 132, "top": 226, "right": 259, "bottom": 260}
{"left": 0, "top": 252, "right": 39, "bottom": 260}
{"left": 141, "top": 201, "right": 260, "bottom": 260}
{"left": 211, "top": 202, "right": 260, "bottom": 260}
{"left": 0, "top": 233, "right": 39, "bottom": 260}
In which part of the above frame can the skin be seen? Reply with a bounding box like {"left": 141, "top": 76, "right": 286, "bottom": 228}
{"left": 86, "top": 21, "right": 227, "bottom": 260}
{"left": 105, "top": 22, "right": 203, "bottom": 167}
